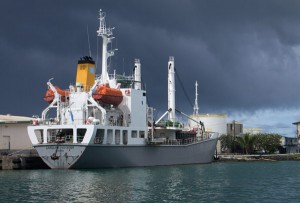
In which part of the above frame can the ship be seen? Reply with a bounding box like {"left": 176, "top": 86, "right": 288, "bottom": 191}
{"left": 27, "top": 10, "right": 218, "bottom": 169}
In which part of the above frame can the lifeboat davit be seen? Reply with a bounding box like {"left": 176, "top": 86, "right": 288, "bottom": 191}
{"left": 92, "top": 84, "right": 123, "bottom": 106}
{"left": 44, "top": 86, "right": 70, "bottom": 103}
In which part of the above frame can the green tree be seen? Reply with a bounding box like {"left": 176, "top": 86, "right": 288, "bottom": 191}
{"left": 219, "top": 133, "right": 282, "bottom": 154}
{"left": 254, "top": 133, "right": 282, "bottom": 154}
{"left": 236, "top": 133, "right": 256, "bottom": 154}
{"left": 219, "top": 134, "right": 234, "bottom": 153}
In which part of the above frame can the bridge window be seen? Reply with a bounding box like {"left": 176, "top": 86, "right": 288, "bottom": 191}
{"left": 94, "top": 129, "right": 104, "bottom": 144}
{"left": 139, "top": 131, "right": 145, "bottom": 138}
{"left": 34, "top": 129, "right": 43, "bottom": 143}
{"left": 107, "top": 129, "right": 113, "bottom": 144}
{"left": 131, "top": 130, "right": 137, "bottom": 138}
{"left": 123, "top": 130, "right": 128, "bottom": 145}
{"left": 115, "top": 130, "right": 120, "bottom": 145}
{"left": 47, "top": 129, "right": 73, "bottom": 143}
{"left": 77, "top": 128, "right": 87, "bottom": 143}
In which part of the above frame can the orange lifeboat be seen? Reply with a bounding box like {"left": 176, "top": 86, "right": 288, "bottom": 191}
{"left": 44, "top": 86, "right": 70, "bottom": 103}
{"left": 92, "top": 84, "right": 123, "bottom": 106}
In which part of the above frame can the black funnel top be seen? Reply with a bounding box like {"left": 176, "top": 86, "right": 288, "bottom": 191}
{"left": 78, "top": 56, "right": 95, "bottom": 64}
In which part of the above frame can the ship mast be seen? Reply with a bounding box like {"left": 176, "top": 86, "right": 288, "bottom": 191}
{"left": 97, "top": 9, "right": 116, "bottom": 84}
{"left": 168, "top": 56, "right": 175, "bottom": 122}
{"left": 193, "top": 81, "right": 199, "bottom": 115}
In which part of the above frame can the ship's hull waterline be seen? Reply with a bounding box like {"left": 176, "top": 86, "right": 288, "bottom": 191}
{"left": 35, "top": 138, "right": 217, "bottom": 169}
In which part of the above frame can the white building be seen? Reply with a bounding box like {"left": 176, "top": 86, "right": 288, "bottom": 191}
{"left": 0, "top": 114, "right": 33, "bottom": 151}
{"left": 243, "top": 128, "right": 262, "bottom": 135}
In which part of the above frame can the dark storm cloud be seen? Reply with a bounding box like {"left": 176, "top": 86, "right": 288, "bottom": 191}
{"left": 1, "top": 0, "right": 300, "bottom": 120}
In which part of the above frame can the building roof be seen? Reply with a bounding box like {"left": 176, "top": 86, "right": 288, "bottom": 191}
{"left": 0, "top": 114, "right": 33, "bottom": 124}
{"left": 190, "top": 113, "right": 227, "bottom": 118}
{"left": 293, "top": 121, "right": 300, "bottom": 125}
{"left": 281, "top": 134, "right": 298, "bottom": 138}
{"left": 243, "top": 128, "right": 262, "bottom": 132}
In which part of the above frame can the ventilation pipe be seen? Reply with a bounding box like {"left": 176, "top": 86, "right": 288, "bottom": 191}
{"left": 134, "top": 59, "right": 141, "bottom": 90}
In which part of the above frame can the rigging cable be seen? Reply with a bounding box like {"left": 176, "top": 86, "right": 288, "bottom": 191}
{"left": 107, "top": 39, "right": 114, "bottom": 73}
{"left": 96, "top": 36, "right": 99, "bottom": 71}
{"left": 86, "top": 24, "right": 92, "bottom": 57}
{"left": 175, "top": 67, "right": 194, "bottom": 108}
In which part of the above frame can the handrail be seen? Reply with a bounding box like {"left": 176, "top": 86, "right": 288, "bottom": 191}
{"left": 149, "top": 136, "right": 212, "bottom": 146}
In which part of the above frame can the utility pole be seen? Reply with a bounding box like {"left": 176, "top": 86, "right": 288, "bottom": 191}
{"left": 297, "top": 129, "right": 299, "bottom": 153}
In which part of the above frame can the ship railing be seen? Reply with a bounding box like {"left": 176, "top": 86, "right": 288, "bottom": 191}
{"left": 40, "top": 118, "right": 59, "bottom": 126}
{"left": 78, "top": 85, "right": 93, "bottom": 92}
{"left": 108, "top": 74, "right": 134, "bottom": 81}
{"left": 162, "top": 137, "right": 210, "bottom": 146}
{"left": 95, "top": 74, "right": 135, "bottom": 81}
{"left": 36, "top": 118, "right": 90, "bottom": 126}
{"left": 47, "top": 139, "right": 74, "bottom": 144}
{"left": 67, "top": 83, "right": 94, "bottom": 92}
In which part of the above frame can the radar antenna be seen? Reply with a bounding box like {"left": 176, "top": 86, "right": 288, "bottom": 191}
{"left": 97, "top": 9, "right": 117, "bottom": 84}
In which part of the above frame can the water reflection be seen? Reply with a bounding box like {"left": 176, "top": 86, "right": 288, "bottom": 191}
{"left": 1, "top": 162, "right": 300, "bottom": 202}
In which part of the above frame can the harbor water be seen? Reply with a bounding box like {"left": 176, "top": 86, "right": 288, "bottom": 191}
{"left": 1, "top": 161, "right": 300, "bottom": 202}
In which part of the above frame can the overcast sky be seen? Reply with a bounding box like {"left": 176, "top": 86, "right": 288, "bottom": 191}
{"left": 1, "top": 0, "right": 300, "bottom": 135}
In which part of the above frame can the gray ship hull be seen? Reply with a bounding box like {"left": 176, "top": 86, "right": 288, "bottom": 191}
{"left": 35, "top": 138, "right": 217, "bottom": 169}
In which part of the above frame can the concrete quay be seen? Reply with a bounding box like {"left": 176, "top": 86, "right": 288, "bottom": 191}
{"left": 0, "top": 150, "right": 49, "bottom": 170}
{"left": 215, "top": 154, "right": 300, "bottom": 162}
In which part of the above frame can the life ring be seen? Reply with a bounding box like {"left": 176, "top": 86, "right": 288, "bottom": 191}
{"left": 85, "top": 119, "right": 91, "bottom": 125}
{"left": 86, "top": 117, "right": 94, "bottom": 125}
{"left": 32, "top": 119, "right": 39, "bottom": 126}
{"left": 125, "top": 89, "right": 131, "bottom": 95}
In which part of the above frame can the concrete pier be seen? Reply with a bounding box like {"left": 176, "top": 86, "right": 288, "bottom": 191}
{"left": 215, "top": 154, "right": 300, "bottom": 162}
{"left": 0, "top": 149, "right": 49, "bottom": 170}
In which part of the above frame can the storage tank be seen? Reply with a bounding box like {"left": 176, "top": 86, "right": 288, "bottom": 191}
{"left": 189, "top": 113, "right": 227, "bottom": 135}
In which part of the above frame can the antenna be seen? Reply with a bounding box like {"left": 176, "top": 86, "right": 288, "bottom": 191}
{"left": 122, "top": 58, "right": 125, "bottom": 74}
{"left": 193, "top": 81, "right": 199, "bottom": 115}
{"left": 87, "top": 24, "right": 92, "bottom": 57}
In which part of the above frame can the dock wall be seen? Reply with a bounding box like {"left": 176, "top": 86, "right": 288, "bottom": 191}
{"left": 0, "top": 149, "right": 49, "bottom": 170}
{"left": 216, "top": 154, "right": 300, "bottom": 162}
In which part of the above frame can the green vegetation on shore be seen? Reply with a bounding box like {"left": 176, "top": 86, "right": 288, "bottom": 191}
{"left": 219, "top": 133, "right": 282, "bottom": 154}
